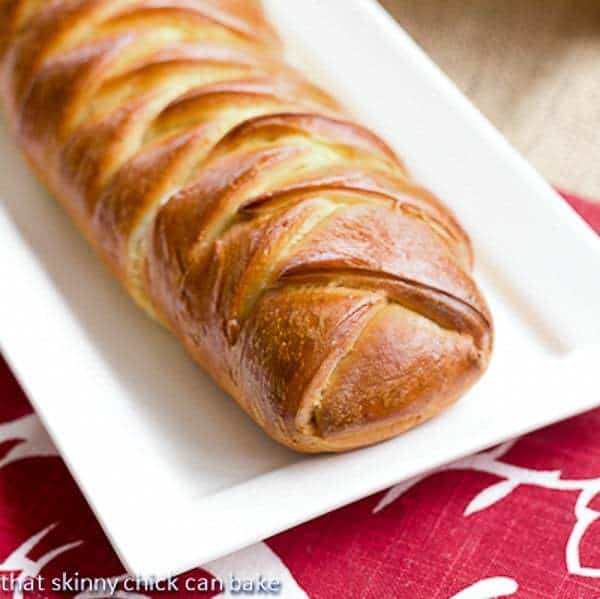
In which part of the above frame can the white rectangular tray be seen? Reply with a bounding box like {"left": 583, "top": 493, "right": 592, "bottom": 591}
{"left": 2, "top": 0, "right": 600, "bottom": 579}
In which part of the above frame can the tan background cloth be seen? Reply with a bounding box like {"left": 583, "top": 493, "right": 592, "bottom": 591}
{"left": 379, "top": 0, "right": 600, "bottom": 199}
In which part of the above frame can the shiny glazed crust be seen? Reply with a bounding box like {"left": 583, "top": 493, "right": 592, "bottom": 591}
{"left": 0, "top": 0, "right": 493, "bottom": 452}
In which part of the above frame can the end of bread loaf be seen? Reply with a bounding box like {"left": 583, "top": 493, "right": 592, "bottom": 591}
{"left": 294, "top": 304, "right": 492, "bottom": 452}
{"left": 234, "top": 272, "right": 492, "bottom": 453}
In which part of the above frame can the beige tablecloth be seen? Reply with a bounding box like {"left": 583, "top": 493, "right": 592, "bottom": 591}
{"left": 380, "top": 0, "right": 600, "bottom": 199}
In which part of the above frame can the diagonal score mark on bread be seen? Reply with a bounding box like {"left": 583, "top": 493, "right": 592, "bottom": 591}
{"left": 0, "top": 0, "right": 493, "bottom": 452}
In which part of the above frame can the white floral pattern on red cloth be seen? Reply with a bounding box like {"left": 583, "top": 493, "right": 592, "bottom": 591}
{"left": 1, "top": 192, "right": 599, "bottom": 599}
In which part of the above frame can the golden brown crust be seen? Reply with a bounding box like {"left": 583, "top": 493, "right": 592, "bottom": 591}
{"left": 0, "top": 0, "right": 493, "bottom": 452}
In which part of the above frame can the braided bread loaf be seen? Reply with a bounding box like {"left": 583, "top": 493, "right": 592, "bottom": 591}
{"left": 0, "top": 0, "right": 493, "bottom": 452}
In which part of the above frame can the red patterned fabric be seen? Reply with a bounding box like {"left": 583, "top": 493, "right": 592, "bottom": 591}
{"left": 0, "top": 192, "right": 599, "bottom": 599}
